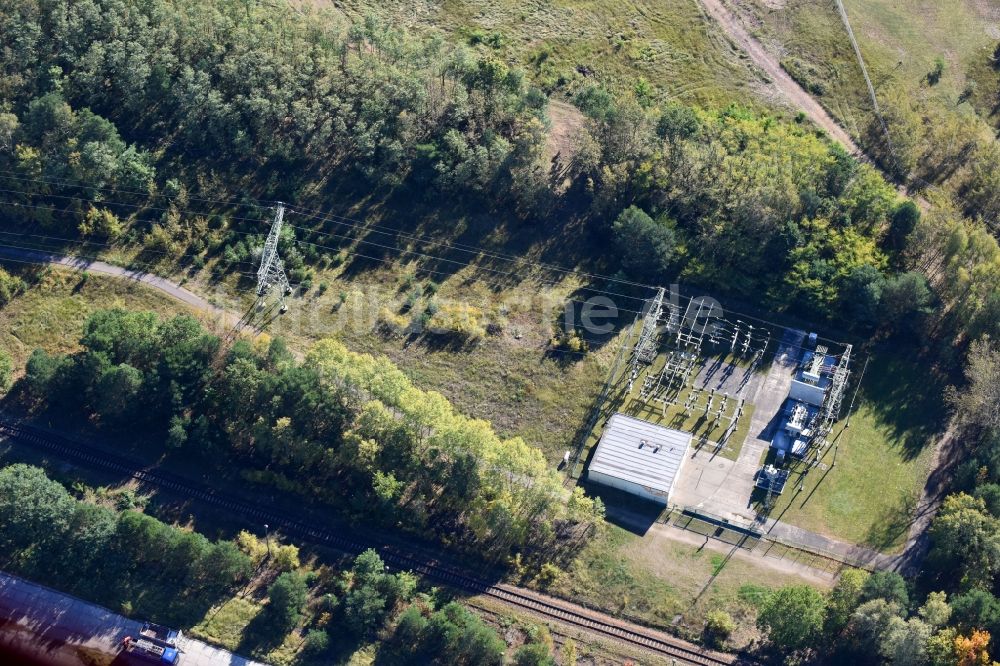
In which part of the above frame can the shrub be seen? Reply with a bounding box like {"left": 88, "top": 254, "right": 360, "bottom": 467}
{"left": 273, "top": 544, "right": 300, "bottom": 572}
{"left": 0, "top": 348, "right": 11, "bottom": 393}
{"left": 534, "top": 563, "right": 562, "bottom": 589}
{"left": 513, "top": 642, "right": 555, "bottom": 665}
{"left": 79, "top": 206, "right": 123, "bottom": 239}
{"left": 549, "top": 331, "right": 587, "bottom": 353}
{"left": 302, "top": 629, "right": 330, "bottom": 656}
{"left": 704, "top": 610, "right": 736, "bottom": 647}
{"left": 236, "top": 530, "right": 268, "bottom": 566}
{"left": 426, "top": 302, "right": 486, "bottom": 340}
{"left": 378, "top": 307, "right": 411, "bottom": 336}
{"left": 0, "top": 267, "right": 26, "bottom": 306}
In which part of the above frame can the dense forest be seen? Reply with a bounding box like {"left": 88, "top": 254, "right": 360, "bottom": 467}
{"left": 0, "top": 0, "right": 969, "bottom": 333}
{"left": 14, "top": 308, "right": 603, "bottom": 566}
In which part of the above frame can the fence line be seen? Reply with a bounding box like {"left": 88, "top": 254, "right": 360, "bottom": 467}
{"left": 568, "top": 314, "right": 640, "bottom": 480}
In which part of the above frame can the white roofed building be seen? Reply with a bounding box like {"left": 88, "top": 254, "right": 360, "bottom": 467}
{"left": 587, "top": 413, "right": 692, "bottom": 505}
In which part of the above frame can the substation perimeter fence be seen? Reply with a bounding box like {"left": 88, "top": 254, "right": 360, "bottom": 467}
{"left": 669, "top": 508, "right": 762, "bottom": 550}
{"left": 666, "top": 507, "right": 876, "bottom": 575}
{"left": 753, "top": 534, "right": 878, "bottom": 575}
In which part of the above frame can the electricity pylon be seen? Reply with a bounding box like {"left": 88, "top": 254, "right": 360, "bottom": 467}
{"left": 256, "top": 203, "right": 292, "bottom": 314}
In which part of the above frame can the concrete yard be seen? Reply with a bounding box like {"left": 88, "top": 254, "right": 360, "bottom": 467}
{"left": 671, "top": 329, "right": 806, "bottom": 526}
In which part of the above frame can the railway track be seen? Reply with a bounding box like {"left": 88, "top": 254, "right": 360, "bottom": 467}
{"left": 0, "top": 419, "right": 737, "bottom": 666}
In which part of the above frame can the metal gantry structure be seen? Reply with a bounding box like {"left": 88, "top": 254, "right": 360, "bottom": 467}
{"left": 256, "top": 203, "right": 292, "bottom": 313}
{"left": 627, "top": 287, "right": 666, "bottom": 391}
{"left": 806, "top": 343, "right": 853, "bottom": 452}
{"left": 820, "top": 344, "right": 852, "bottom": 433}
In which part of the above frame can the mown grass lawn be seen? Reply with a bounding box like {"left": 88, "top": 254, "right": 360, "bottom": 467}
{"left": 757, "top": 352, "right": 946, "bottom": 553}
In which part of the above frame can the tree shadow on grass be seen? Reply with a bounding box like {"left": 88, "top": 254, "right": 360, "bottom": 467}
{"left": 234, "top": 605, "right": 291, "bottom": 658}
{"left": 861, "top": 490, "right": 918, "bottom": 553}
{"left": 855, "top": 352, "right": 948, "bottom": 462}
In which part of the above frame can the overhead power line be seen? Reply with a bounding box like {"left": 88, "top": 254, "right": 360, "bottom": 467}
{"left": 0, "top": 185, "right": 851, "bottom": 345}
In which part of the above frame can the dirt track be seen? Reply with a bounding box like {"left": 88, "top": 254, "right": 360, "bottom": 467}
{"left": 698, "top": 0, "right": 861, "bottom": 154}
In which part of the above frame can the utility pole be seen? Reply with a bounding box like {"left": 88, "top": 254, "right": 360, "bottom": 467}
{"left": 834, "top": 353, "right": 869, "bottom": 468}
{"left": 256, "top": 204, "right": 292, "bottom": 313}
{"left": 844, "top": 354, "right": 870, "bottom": 430}
{"left": 264, "top": 523, "right": 272, "bottom": 559}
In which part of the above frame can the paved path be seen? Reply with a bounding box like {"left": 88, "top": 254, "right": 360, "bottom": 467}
{"left": 698, "top": 0, "right": 861, "bottom": 154}
{"left": 0, "top": 571, "right": 267, "bottom": 666}
{"left": 0, "top": 246, "right": 232, "bottom": 324}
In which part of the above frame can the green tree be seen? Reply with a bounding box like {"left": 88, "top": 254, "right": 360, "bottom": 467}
{"left": 840, "top": 264, "right": 885, "bottom": 327}
{"left": 861, "top": 571, "right": 910, "bottom": 610}
{"left": 929, "top": 493, "right": 1000, "bottom": 588}
{"left": 887, "top": 200, "right": 921, "bottom": 252}
{"left": 826, "top": 568, "right": 870, "bottom": 636}
{"left": 266, "top": 571, "right": 308, "bottom": 634}
{"left": 422, "top": 602, "right": 504, "bottom": 665}
{"left": 926, "top": 627, "right": 959, "bottom": 666}
{"left": 881, "top": 616, "right": 932, "bottom": 665}
{"left": 974, "top": 484, "right": 1000, "bottom": 517}
{"left": 0, "top": 464, "right": 76, "bottom": 555}
{"left": 757, "top": 585, "right": 827, "bottom": 652}
{"left": 879, "top": 271, "right": 933, "bottom": 331}
{"left": 656, "top": 103, "right": 701, "bottom": 143}
{"left": 166, "top": 415, "right": 188, "bottom": 448}
{"left": 919, "top": 591, "right": 953, "bottom": 629}
{"left": 949, "top": 339, "right": 1000, "bottom": 434}
{"left": 93, "top": 363, "right": 144, "bottom": 419}
{"left": 343, "top": 549, "right": 416, "bottom": 638}
{"left": 53, "top": 502, "right": 118, "bottom": 590}
{"left": 193, "top": 541, "right": 253, "bottom": 593}
{"left": 611, "top": 205, "right": 676, "bottom": 282}
{"left": 950, "top": 589, "right": 1000, "bottom": 636}
{"left": 302, "top": 629, "right": 330, "bottom": 656}
{"left": 845, "top": 599, "right": 903, "bottom": 657}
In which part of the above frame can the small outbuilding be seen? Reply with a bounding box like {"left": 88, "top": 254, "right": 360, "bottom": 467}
{"left": 587, "top": 413, "right": 692, "bottom": 505}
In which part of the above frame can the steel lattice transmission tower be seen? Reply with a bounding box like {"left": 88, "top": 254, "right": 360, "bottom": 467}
{"left": 256, "top": 204, "right": 292, "bottom": 313}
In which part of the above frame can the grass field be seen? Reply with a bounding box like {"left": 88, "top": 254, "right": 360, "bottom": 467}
{"left": 0, "top": 254, "right": 617, "bottom": 465}
{"left": 555, "top": 521, "right": 832, "bottom": 648}
{"left": 741, "top": 0, "right": 999, "bottom": 187}
{"left": 245, "top": 256, "right": 620, "bottom": 464}
{"left": 756, "top": 352, "right": 945, "bottom": 553}
{"left": 0, "top": 267, "right": 191, "bottom": 376}
{"left": 329, "top": 0, "right": 761, "bottom": 108}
